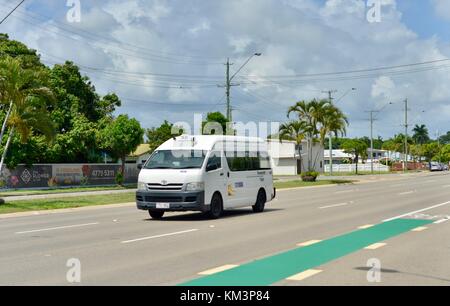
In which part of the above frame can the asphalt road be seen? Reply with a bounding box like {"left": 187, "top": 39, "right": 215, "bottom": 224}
{"left": 0, "top": 171, "right": 449, "bottom": 286}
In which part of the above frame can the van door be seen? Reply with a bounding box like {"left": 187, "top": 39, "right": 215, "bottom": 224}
{"left": 204, "top": 151, "right": 227, "bottom": 207}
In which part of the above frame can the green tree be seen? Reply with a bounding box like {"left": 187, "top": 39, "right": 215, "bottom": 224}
{"left": 412, "top": 124, "right": 430, "bottom": 145}
{"left": 438, "top": 131, "right": 450, "bottom": 145}
{"left": 99, "top": 115, "right": 144, "bottom": 182}
{"left": 146, "top": 120, "right": 182, "bottom": 152}
{"left": 341, "top": 139, "right": 368, "bottom": 174}
{"left": 423, "top": 142, "right": 440, "bottom": 162}
{"left": 439, "top": 144, "right": 450, "bottom": 163}
{"left": 0, "top": 33, "right": 44, "bottom": 69}
{"left": 279, "top": 121, "right": 310, "bottom": 171}
{"left": 202, "top": 112, "right": 229, "bottom": 135}
{"left": 319, "top": 103, "right": 348, "bottom": 145}
{"left": 287, "top": 99, "right": 330, "bottom": 171}
{"left": 287, "top": 99, "right": 348, "bottom": 172}
{"left": 0, "top": 57, "right": 56, "bottom": 172}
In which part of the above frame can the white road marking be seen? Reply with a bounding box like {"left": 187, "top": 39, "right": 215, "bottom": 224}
{"left": 364, "top": 243, "right": 386, "bottom": 250}
{"left": 443, "top": 185, "right": 450, "bottom": 188}
{"left": 434, "top": 218, "right": 449, "bottom": 224}
{"left": 411, "top": 227, "right": 428, "bottom": 232}
{"left": 297, "top": 240, "right": 322, "bottom": 247}
{"left": 335, "top": 190, "right": 356, "bottom": 194}
{"left": 358, "top": 224, "right": 374, "bottom": 229}
{"left": 319, "top": 202, "right": 350, "bottom": 209}
{"left": 398, "top": 190, "right": 415, "bottom": 196}
{"left": 286, "top": 269, "right": 322, "bottom": 281}
{"left": 198, "top": 265, "right": 238, "bottom": 275}
{"left": 383, "top": 201, "right": 450, "bottom": 222}
{"left": 121, "top": 229, "right": 199, "bottom": 244}
{"left": 15, "top": 222, "right": 99, "bottom": 234}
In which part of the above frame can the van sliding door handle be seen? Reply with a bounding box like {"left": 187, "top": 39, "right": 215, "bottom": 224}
{"left": 220, "top": 173, "right": 224, "bottom": 176}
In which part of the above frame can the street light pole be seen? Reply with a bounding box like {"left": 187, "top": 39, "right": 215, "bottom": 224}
{"left": 323, "top": 90, "right": 337, "bottom": 176}
{"left": 323, "top": 88, "right": 356, "bottom": 176}
{"left": 403, "top": 98, "right": 409, "bottom": 172}
{"left": 366, "top": 102, "right": 393, "bottom": 174}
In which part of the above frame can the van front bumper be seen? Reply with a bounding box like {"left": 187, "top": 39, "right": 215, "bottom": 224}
{"left": 136, "top": 190, "right": 208, "bottom": 212}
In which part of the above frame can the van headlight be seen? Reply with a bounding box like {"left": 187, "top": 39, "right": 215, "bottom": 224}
{"left": 186, "top": 182, "right": 204, "bottom": 191}
{"left": 137, "top": 182, "right": 147, "bottom": 191}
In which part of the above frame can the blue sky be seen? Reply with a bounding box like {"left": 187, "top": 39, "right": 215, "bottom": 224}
{"left": 398, "top": 0, "right": 450, "bottom": 41}
{"left": 1, "top": 0, "right": 450, "bottom": 139}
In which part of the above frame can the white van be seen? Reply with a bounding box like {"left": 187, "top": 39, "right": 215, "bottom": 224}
{"left": 136, "top": 135, "right": 275, "bottom": 219}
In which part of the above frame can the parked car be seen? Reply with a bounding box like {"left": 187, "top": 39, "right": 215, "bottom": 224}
{"left": 430, "top": 162, "right": 443, "bottom": 172}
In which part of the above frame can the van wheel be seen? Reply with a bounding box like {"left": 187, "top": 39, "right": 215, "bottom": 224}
{"left": 149, "top": 210, "right": 164, "bottom": 219}
{"left": 253, "top": 190, "right": 266, "bottom": 213}
{"left": 208, "top": 193, "right": 223, "bottom": 219}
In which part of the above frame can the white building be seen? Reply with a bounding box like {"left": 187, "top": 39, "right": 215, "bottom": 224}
{"left": 268, "top": 139, "right": 324, "bottom": 176}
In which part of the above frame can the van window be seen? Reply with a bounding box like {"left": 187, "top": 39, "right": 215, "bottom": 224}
{"left": 145, "top": 150, "right": 207, "bottom": 170}
{"left": 225, "top": 151, "right": 272, "bottom": 171}
{"left": 206, "top": 151, "right": 222, "bottom": 170}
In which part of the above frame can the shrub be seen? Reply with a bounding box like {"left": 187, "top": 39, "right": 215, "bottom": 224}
{"left": 301, "top": 171, "right": 319, "bottom": 182}
{"left": 115, "top": 171, "right": 124, "bottom": 186}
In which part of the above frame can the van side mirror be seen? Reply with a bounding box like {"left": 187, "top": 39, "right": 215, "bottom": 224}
{"left": 137, "top": 164, "right": 143, "bottom": 170}
{"left": 206, "top": 163, "right": 218, "bottom": 172}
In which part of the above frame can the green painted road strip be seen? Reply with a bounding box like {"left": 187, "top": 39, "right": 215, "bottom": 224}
{"left": 180, "top": 218, "right": 433, "bottom": 286}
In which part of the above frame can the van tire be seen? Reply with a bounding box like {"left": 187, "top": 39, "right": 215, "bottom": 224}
{"left": 253, "top": 189, "right": 266, "bottom": 213}
{"left": 149, "top": 210, "right": 165, "bottom": 219}
{"left": 208, "top": 193, "right": 223, "bottom": 219}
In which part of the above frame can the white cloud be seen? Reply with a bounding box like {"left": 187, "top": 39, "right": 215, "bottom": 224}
{"left": 2, "top": 0, "right": 450, "bottom": 138}
{"left": 432, "top": 0, "right": 450, "bottom": 21}
{"left": 188, "top": 20, "right": 210, "bottom": 36}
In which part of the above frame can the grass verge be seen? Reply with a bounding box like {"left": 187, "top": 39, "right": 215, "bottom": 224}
{"left": 274, "top": 179, "right": 354, "bottom": 189}
{"left": 0, "top": 192, "right": 136, "bottom": 214}
{"left": 0, "top": 185, "right": 136, "bottom": 197}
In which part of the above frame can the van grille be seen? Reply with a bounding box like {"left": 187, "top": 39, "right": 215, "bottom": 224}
{"left": 147, "top": 183, "right": 183, "bottom": 191}
{"left": 145, "top": 196, "right": 183, "bottom": 203}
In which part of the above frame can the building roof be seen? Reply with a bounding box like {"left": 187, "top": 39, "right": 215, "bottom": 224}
{"left": 324, "top": 150, "right": 353, "bottom": 159}
{"left": 129, "top": 144, "right": 151, "bottom": 157}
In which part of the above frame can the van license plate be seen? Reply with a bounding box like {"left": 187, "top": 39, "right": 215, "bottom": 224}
{"left": 156, "top": 203, "right": 170, "bottom": 209}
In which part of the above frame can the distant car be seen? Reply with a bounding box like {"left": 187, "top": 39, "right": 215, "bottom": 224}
{"left": 430, "top": 162, "right": 444, "bottom": 171}
{"left": 442, "top": 164, "right": 449, "bottom": 171}
{"left": 430, "top": 162, "right": 443, "bottom": 172}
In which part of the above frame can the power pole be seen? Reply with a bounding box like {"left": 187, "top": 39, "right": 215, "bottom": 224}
{"left": 225, "top": 58, "right": 233, "bottom": 122}
{"left": 323, "top": 90, "right": 337, "bottom": 176}
{"left": 365, "top": 110, "right": 379, "bottom": 174}
{"left": 221, "top": 54, "right": 262, "bottom": 123}
{"left": 403, "top": 99, "right": 409, "bottom": 172}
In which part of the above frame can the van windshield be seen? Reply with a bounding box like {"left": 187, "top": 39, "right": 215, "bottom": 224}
{"left": 144, "top": 150, "right": 207, "bottom": 170}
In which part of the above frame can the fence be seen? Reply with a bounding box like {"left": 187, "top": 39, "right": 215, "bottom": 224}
{"left": 0, "top": 164, "right": 140, "bottom": 189}
{"left": 324, "top": 163, "right": 390, "bottom": 173}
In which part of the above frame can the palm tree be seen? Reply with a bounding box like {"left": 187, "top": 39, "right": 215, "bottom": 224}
{"left": 287, "top": 99, "right": 330, "bottom": 170}
{"left": 319, "top": 104, "right": 348, "bottom": 145}
{"left": 0, "top": 57, "right": 56, "bottom": 172}
{"left": 279, "top": 121, "right": 310, "bottom": 173}
{"left": 412, "top": 124, "right": 429, "bottom": 145}
{"left": 287, "top": 99, "right": 347, "bottom": 171}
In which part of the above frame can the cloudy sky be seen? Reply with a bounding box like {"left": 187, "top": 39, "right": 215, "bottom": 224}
{"left": 1, "top": 0, "right": 450, "bottom": 139}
